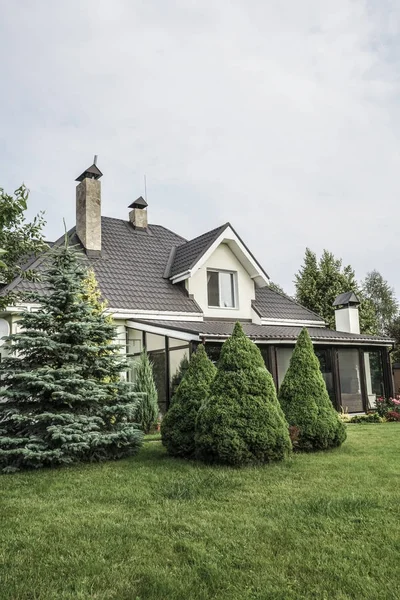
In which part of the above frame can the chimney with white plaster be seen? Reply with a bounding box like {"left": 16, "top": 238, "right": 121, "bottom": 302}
{"left": 333, "top": 292, "right": 361, "bottom": 334}
{"left": 75, "top": 156, "right": 103, "bottom": 257}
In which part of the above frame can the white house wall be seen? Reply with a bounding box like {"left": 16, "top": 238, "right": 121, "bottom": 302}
{"left": 0, "top": 314, "right": 13, "bottom": 359}
{"left": 187, "top": 243, "right": 256, "bottom": 319}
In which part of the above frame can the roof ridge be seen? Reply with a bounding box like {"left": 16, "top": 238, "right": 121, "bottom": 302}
{"left": 184, "top": 222, "right": 229, "bottom": 245}
{"left": 100, "top": 216, "right": 188, "bottom": 243}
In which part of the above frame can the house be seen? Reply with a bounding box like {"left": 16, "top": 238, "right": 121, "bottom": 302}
{"left": 0, "top": 161, "right": 394, "bottom": 414}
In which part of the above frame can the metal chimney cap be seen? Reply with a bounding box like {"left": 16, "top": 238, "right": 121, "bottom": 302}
{"left": 333, "top": 292, "right": 360, "bottom": 307}
{"left": 75, "top": 160, "right": 103, "bottom": 182}
{"left": 128, "top": 196, "right": 148, "bottom": 209}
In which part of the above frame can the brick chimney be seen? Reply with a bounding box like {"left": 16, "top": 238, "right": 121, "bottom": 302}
{"left": 75, "top": 156, "right": 103, "bottom": 257}
{"left": 128, "top": 196, "right": 148, "bottom": 229}
{"left": 333, "top": 292, "right": 361, "bottom": 334}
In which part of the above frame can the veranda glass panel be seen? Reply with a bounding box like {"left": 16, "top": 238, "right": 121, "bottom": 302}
{"left": 276, "top": 347, "right": 294, "bottom": 387}
{"left": 314, "top": 348, "right": 335, "bottom": 405}
{"left": 150, "top": 351, "right": 166, "bottom": 415}
{"left": 146, "top": 332, "right": 165, "bottom": 352}
{"left": 258, "top": 346, "right": 271, "bottom": 373}
{"left": 169, "top": 346, "right": 190, "bottom": 383}
{"left": 169, "top": 345, "right": 190, "bottom": 399}
{"left": 127, "top": 328, "right": 142, "bottom": 355}
{"left": 338, "top": 349, "right": 363, "bottom": 413}
{"left": 364, "top": 351, "right": 384, "bottom": 409}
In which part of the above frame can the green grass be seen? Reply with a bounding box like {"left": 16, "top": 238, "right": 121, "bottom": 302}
{"left": 1, "top": 424, "right": 399, "bottom": 600}
{"left": 143, "top": 432, "right": 161, "bottom": 442}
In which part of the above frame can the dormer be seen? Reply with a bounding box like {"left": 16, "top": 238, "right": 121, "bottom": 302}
{"left": 164, "top": 223, "right": 269, "bottom": 318}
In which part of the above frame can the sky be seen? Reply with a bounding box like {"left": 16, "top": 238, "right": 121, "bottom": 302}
{"left": 1, "top": 0, "right": 399, "bottom": 297}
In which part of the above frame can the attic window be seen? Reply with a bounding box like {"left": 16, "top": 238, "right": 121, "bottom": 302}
{"left": 207, "top": 270, "right": 237, "bottom": 308}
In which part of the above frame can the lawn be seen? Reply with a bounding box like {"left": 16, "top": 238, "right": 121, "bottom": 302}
{"left": 1, "top": 425, "right": 399, "bottom": 600}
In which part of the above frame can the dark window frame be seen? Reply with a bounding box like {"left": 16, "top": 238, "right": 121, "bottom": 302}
{"left": 207, "top": 269, "right": 237, "bottom": 309}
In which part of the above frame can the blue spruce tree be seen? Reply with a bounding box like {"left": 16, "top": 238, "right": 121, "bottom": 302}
{"left": 0, "top": 240, "right": 143, "bottom": 473}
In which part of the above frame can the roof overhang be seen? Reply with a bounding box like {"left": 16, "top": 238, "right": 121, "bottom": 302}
{"left": 200, "top": 335, "right": 393, "bottom": 347}
{"left": 109, "top": 308, "right": 203, "bottom": 322}
{"left": 170, "top": 225, "right": 270, "bottom": 287}
{"left": 124, "top": 319, "right": 394, "bottom": 348}
{"left": 126, "top": 320, "right": 200, "bottom": 342}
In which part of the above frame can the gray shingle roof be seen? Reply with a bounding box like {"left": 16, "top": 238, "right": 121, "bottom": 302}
{"left": 253, "top": 287, "right": 325, "bottom": 322}
{"left": 0, "top": 218, "right": 202, "bottom": 313}
{"left": 169, "top": 223, "right": 228, "bottom": 277}
{"left": 0, "top": 217, "right": 352, "bottom": 328}
{"left": 134, "top": 319, "right": 393, "bottom": 345}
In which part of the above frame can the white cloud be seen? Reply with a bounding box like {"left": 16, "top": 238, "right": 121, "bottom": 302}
{"left": 0, "top": 0, "right": 399, "bottom": 295}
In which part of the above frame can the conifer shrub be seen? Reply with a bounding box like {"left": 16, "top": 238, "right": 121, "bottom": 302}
{"left": 161, "top": 345, "right": 216, "bottom": 458}
{"left": 170, "top": 354, "right": 190, "bottom": 400}
{"left": 133, "top": 350, "right": 159, "bottom": 434}
{"left": 278, "top": 328, "right": 347, "bottom": 451}
{"left": 195, "top": 323, "right": 291, "bottom": 466}
{"left": 0, "top": 242, "right": 143, "bottom": 473}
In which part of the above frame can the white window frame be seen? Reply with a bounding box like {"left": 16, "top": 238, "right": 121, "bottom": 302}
{"left": 207, "top": 269, "right": 238, "bottom": 309}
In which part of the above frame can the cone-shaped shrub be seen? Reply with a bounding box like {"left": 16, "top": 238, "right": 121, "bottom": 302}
{"left": 278, "top": 328, "right": 347, "bottom": 451}
{"left": 133, "top": 350, "right": 159, "bottom": 434}
{"left": 195, "top": 323, "right": 291, "bottom": 466}
{"left": 161, "top": 345, "right": 216, "bottom": 458}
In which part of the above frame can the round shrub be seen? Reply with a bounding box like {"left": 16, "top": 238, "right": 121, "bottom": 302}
{"left": 161, "top": 345, "right": 216, "bottom": 458}
{"left": 195, "top": 323, "right": 291, "bottom": 466}
{"left": 278, "top": 328, "right": 347, "bottom": 451}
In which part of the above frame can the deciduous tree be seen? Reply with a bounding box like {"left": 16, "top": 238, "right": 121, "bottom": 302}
{"left": 362, "top": 270, "right": 399, "bottom": 335}
{"left": 0, "top": 184, "right": 46, "bottom": 309}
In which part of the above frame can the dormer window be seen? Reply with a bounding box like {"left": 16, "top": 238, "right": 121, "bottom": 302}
{"left": 207, "top": 270, "right": 237, "bottom": 308}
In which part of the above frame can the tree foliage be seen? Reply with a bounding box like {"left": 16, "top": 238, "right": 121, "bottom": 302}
{"left": 295, "top": 248, "right": 378, "bottom": 334}
{"left": 195, "top": 323, "right": 291, "bottom": 466}
{"left": 81, "top": 268, "right": 108, "bottom": 315}
{"left": 133, "top": 350, "right": 159, "bottom": 434}
{"left": 0, "top": 248, "right": 6, "bottom": 268}
{"left": 0, "top": 184, "right": 47, "bottom": 309}
{"left": 387, "top": 316, "right": 400, "bottom": 364}
{"left": 161, "top": 345, "right": 216, "bottom": 458}
{"left": 0, "top": 241, "right": 142, "bottom": 473}
{"left": 269, "top": 281, "right": 286, "bottom": 296}
{"left": 278, "top": 328, "right": 347, "bottom": 451}
{"left": 362, "top": 270, "right": 399, "bottom": 335}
